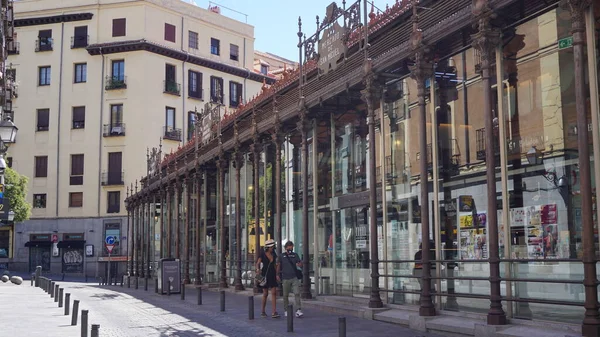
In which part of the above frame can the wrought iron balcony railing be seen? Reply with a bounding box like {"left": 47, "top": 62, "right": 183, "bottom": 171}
{"left": 164, "top": 80, "right": 181, "bottom": 96}
{"left": 7, "top": 41, "right": 19, "bottom": 55}
{"left": 35, "top": 38, "right": 53, "bottom": 52}
{"left": 163, "top": 126, "right": 182, "bottom": 141}
{"left": 105, "top": 76, "right": 127, "bottom": 90}
{"left": 103, "top": 123, "right": 126, "bottom": 137}
{"left": 101, "top": 171, "right": 124, "bottom": 186}
{"left": 71, "top": 35, "right": 89, "bottom": 49}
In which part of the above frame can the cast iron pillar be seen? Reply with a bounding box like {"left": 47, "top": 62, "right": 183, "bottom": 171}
{"left": 184, "top": 173, "right": 192, "bottom": 284}
{"left": 217, "top": 155, "right": 228, "bottom": 288}
{"left": 250, "top": 140, "right": 262, "bottom": 294}
{"left": 408, "top": 2, "right": 435, "bottom": 316}
{"left": 126, "top": 186, "right": 133, "bottom": 276}
{"left": 175, "top": 174, "right": 182, "bottom": 261}
{"left": 233, "top": 144, "right": 245, "bottom": 291}
{"left": 561, "top": 1, "right": 600, "bottom": 335}
{"left": 195, "top": 169, "right": 203, "bottom": 285}
{"left": 471, "top": 0, "right": 506, "bottom": 325}
{"left": 361, "top": 59, "right": 384, "bottom": 309}
{"left": 298, "top": 107, "right": 312, "bottom": 300}
{"left": 134, "top": 181, "right": 140, "bottom": 276}
{"left": 140, "top": 196, "right": 147, "bottom": 278}
{"left": 166, "top": 183, "right": 172, "bottom": 258}
{"left": 272, "top": 101, "right": 283, "bottom": 282}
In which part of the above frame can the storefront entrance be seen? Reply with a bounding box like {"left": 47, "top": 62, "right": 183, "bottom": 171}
{"left": 29, "top": 246, "right": 51, "bottom": 272}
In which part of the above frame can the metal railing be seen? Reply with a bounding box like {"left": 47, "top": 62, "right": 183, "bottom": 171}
{"left": 71, "top": 35, "right": 89, "bottom": 49}
{"left": 163, "top": 126, "right": 182, "bottom": 141}
{"left": 7, "top": 41, "right": 18, "bottom": 55}
{"left": 164, "top": 80, "right": 181, "bottom": 96}
{"left": 35, "top": 38, "right": 53, "bottom": 52}
{"left": 101, "top": 171, "right": 124, "bottom": 186}
{"left": 105, "top": 76, "right": 127, "bottom": 90}
{"left": 188, "top": 88, "right": 203, "bottom": 100}
{"left": 103, "top": 123, "right": 126, "bottom": 137}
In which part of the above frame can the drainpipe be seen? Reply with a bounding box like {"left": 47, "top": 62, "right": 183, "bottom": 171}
{"left": 97, "top": 47, "right": 105, "bottom": 216}
{"left": 243, "top": 38, "right": 247, "bottom": 102}
{"left": 56, "top": 21, "right": 65, "bottom": 217}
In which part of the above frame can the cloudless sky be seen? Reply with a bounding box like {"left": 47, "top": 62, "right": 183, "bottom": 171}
{"left": 193, "top": 0, "right": 398, "bottom": 62}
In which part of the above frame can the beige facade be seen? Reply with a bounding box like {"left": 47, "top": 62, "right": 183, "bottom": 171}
{"left": 7, "top": 0, "right": 272, "bottom": 275}
{"left": 253, "top": 50, "right": 297, "bottom": 79}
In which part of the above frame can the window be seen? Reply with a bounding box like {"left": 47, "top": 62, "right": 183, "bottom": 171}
{"left": 6, "top": 157, "right": 12, "bottom": 168}
{"left": 74, "top": 63, "right": 87, "bottom": 83}
{"left": 39, "top": 66, "right": 51, "bottom": 86}
{"left": 229, "top": 81, "right": 243, "bottom": 107}
{"left": 72, "top": 26, "right": 88, "bottom": 48}
{"left": 70, "top": 154, "right": 84, "bottom": 185}
{"left": 210, "top": 38, "right": 220, "bottom": 55}
{"left": 33, "top": 194, "right": 47, "bottom": 208}
{"left": 230, "top": 44, "right": 239, "bottom": 61}
{"left": 34, "top": 156, "right": 48, "bottom": 178}
{"left": 187, "top": 111, "right": 197, "bottom": 141}
{"left": 37, "top": 29, "right": 53, "bottom": 51}
{"left": 210, "top": 76, "right": 223, "bottom": 103}
{"left": 69, "top": 192, "right": 83, "bottom": 208}
{"left": 37, "top": 109, "right": 49, "bottom": 131}
{"left": 6, "top": 68, "right": 16, "bottom": 82}
{"left": 188, "top": 70, "right": 202, "bottom": 99}
{"left": 111, "top": 60, "right": 125, "bottom": 81}
{"left": 164, "top": 23, "right": 176, "bottom": 42}
{"left": 110, "top": 104, "right": 123, "bottom": 126}
{"left": 107, "top": 191, "right": 120, "bottom": 213}
{"left": 188, "top": 31, "right": 198, "bottom": 49}
{"left": 260, "top": 64, "right": 269, "bottom": 75}
{"left": 72, "top": 106, "right": 85, "bottom": 129}
{"left": 112, "top": 18, "right": 126, "bottom": 37}
{"left": 165, "top": 107, "right": 175, "bottom": 128}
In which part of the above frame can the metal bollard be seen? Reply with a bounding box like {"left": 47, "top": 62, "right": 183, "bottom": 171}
{"left": 71, "top": 300, "right": 80, "bottom": 325}
{"left": 50, "top": 281, "right": 55, "bottom": 297}
{"left": 197, "top": 287, "right": 202, "bottom": 305}
{"left": 155, "top": 279, "right": 158, "bottom": 294}
{"left": 65, "top": 293, "right": 71, "bottom": 315}
{"left": 81, "top": 310, "right": 89, "bottom": 337}
{"left": 55, "top": 284, "right": 60, "bottom": 302}
{"left": 338, "top": 317, "right": 346, "bottom": 337}
{"left": 59, "top": 288, "right": 64, "bottom": 307}
{"left": 91, "top": 324, "right": 100, "bottom": 337}
{"left": 31, "top": 276, "right": 34, "bottom": 286}
{"left": 35, "top": 266, "right": 41, "bottom": 287}
{"left": 144, "top": 277, "right": 148, "bottom": 291}
{"left": 220, "top": 290, "right": 225, "bottom": 312}
{"left": 181, "top": 282, "right": 185, "bottom": 300}
{"left": 135, "top": 276, "right": 139, "bottom": 289}
{"left": 167, "top": 280, "right": 171, "bottom": 296}
{"left": 287, "top": 304, "right": 294, "bottom": 332}
{"left": 127, "top": 276, "right": 131, "bottom": 288}
{"left": 248, "top": 296, "right": 254, "bottom": 320}
{"left": 121, "top": 276, "right": 124, "bottom": 287}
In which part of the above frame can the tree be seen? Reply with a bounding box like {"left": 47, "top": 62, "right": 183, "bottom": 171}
{"left": 4, "top": 167, "right": 31, "bottom": 222}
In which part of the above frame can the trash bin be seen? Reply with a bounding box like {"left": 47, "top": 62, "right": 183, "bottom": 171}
{"left": 320, "top": 276, "right": 331, "bottom": 295}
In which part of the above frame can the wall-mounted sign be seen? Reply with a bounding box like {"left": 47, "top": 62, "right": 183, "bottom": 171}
{"left": 85, "top": 244, "right": 94, "bottom": 257}
{"left": 317, "top": 21, "right": 346, "bottom": 74}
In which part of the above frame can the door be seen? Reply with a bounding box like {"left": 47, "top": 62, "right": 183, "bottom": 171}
{"left": 73, "top": 26, "right": 88, "bottom": 47}
{"left": 108, "top": 152, "right": 122, "bottom": 184}
{"left": 165, "top": 64, "right": 176, "bottom": 82}
{"left": 29, "top": 247, "right": 51, "bottom": 272}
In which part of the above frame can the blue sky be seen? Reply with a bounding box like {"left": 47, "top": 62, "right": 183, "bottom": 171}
{"left": 194, "top": 0, "right": 397, "bottom": 61}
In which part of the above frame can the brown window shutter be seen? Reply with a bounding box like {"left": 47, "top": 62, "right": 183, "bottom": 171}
{"left": 165, "top": 23, "right": 176, "bottom": 42}
{"left": 73, "top": 107, "right": 85, "bottom": 122}
{"left": 112, "top": 18, "right": 126, "bottom": 37}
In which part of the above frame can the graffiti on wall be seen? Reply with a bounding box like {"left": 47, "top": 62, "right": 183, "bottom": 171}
{"left": 62, "top": 248, "right": 84, "bottom": 273}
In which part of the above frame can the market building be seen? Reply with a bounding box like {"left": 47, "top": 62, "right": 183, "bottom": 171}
{"left": 126, "top": 0, "right": 600, "bottom": 334}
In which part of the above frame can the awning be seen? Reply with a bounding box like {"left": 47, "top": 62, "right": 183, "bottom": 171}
{"left": 57, "top": 240, "right": 86, "bottom": 249}
{"left": 24, "top": 241, "right": 52, "bottom": 247}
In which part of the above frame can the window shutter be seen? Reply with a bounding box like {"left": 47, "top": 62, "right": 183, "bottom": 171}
{"left": 112, "top": 18, "right": 126, "bottom": 37}
{"left": 73, "top": 107, "right": 85, "bottom": 122}
{"left": 164, "top": 23, "right": 176, "bottom": 42}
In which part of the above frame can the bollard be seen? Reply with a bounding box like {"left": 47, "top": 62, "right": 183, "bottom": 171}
{"left": 65, "top": 293, "right": 71, "bottom": 315}
{"left": 338, "top": 317, "right": 346, "bottom": 337}
{"left": 127, "top": 276, "right": 131, "bottom": 288}
{"left": 181, "top": 282, "right": 185, "bottom": 300}
{"left": 81, "top": 310, "right": 89, "bottom": 337}
{"left": 121, "top": 276, "right": 124, "bottom": 287}
{"left": 55, "top": 284, "right": 60, "bottom": 302}
{"left": 167, "top": 280, "right": 171, "bottom": 296}
{"left": 197, "top": 287, "right": 202, "bottom": 305}
{"left": 98, "top": 277, "right": 102, "bottom": 286}
{"left": 155, "top": 279, "right": 158, "bottom": 294}
{"left": 35, "top": 266, "right": 41, "bottom": 287}
{"left": 91, "top": 324, "right": 100, "bottom": 337}
{"left": 220, "top": 290, "right": 225, "bottom": 312}
{"left": 50, "top": 281, "right": 55, "bottom": 297}
{"left": 31, "top": 276, "right": 34, "bottom": 287}
{"left": 59, "top": 288, "right": 64, "bottom": 307}
{"left": 287, "top": 304, "right": 294, "bottom": 332}
{"left": 71, "top": 300, "right": 80, "bottom": 325}
{"left": 135, "top": 276, "right": 139, "bottom": 289}
{"left": 248, "top": 296, "right": 254, "bottom": 320}
{"left": 144, "top": 277, "right": 148, "bottom": 291}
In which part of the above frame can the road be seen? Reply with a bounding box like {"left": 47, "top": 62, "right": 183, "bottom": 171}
{"left": 0, "top": 280, "right": 445, "bottom": 337}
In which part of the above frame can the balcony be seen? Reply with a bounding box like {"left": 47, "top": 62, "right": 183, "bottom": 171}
{"left": 163, "top": 80, "right": 181, "bottom": 96}
{"left": 101, "top": 171, "right": 124, "bottom": 186}
{"left": 71, "top": 35, "right": 89, "bottom": 49}
{"left": 476, "top": 128, "right": 500, "bottom": 161}
{"left": 105, "top": 76, "right": 127, "bottom": 90}
{"left": 163, "top": 126, "right": 182, "bottom": 141}
{"left": 188, "top": 88, "right": 203, "bottom": 100}
{"left": 103, "top": 123, "right": 126, "bottom": 137}
{"left": 35, "top": 38, "right": 53, "bottom": 52}
{"left": 70, "top": 175, "right": 83, "bottom": 185}
{"left": 416, "top": 139, "right": 461, "bottom": 176}
{"left": 7, "top": 41, "right": 19, "bottom": 55}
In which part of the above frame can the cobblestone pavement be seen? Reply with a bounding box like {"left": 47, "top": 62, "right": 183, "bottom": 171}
{"left": 1, "top": 280, "right": 446, "bottom": 337}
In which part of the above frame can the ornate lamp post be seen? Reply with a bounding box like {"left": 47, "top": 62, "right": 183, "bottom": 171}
{"left": 0, "top": 116, "right": 18, "bottom": 183}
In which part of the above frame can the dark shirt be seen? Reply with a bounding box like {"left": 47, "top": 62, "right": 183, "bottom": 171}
{"left": 280, "top": 251, "right": 301, "bottom": 280}
{"left": 414, "top": 249, "right": 436, "bottom": 270}
{"left": 260, "top": 251, "right": 277, "bottom": 277}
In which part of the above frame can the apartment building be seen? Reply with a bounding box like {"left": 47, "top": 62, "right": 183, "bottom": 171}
{"left": 7, "top": 0, "right": 274, "bottom": 277}
{"left": 253, "top": 50, "right": 297, "bottom": 79}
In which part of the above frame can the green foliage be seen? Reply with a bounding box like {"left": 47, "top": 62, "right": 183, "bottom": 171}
{"left": 4, "top": 167, "right": 31, "bottom": 222}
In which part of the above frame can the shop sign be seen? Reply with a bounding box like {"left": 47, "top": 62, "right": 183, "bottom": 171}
{"left": 558, "top": 36, "right": 573, "bottom": 50}
{"left": 318, "top": 21, "right": 346, "bottom": 74}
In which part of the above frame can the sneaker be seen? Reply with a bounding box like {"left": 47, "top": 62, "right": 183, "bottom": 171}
{"left": 284, "top": 311, "right": 288, "bottom": 317}
{"left": 295, "top": 309, "right": 304, "bottom": 318}
{"left": 272, "top": 312, "right": 280, "bottom": 318}
{"left": 261, "top": 312, "right": 267, "bottom": 318}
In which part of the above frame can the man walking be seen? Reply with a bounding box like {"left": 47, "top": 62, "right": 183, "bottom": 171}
{"left": 281, "top": 241, "right": 304, "bottom": 317}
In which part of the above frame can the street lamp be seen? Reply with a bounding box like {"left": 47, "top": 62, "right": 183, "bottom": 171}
{"left": 7, "top": 210, "right": 14, "bottom": 222}
{"left": 0, "top": 116, "right": 18, "bottom": 145}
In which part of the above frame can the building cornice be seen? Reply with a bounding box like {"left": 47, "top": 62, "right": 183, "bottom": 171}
{"left": 86, "top": 39, "right": 276, "bottom": 84}
{"left": 14, "top": 13, "right": 94, "bottom": 27}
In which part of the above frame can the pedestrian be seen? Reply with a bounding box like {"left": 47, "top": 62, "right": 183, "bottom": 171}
{"left": 281, "top": 241, "right": 303, "bottom": 318}
{"left": 256, "top": 239, "right": 280, "bottom": 318}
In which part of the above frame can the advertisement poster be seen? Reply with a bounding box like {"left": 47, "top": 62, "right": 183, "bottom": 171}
{"left": 457, "top": 195, "right": 488, "bottom": 260}
{"left": 525, "top": 204, "right": 558, "bottom": 258}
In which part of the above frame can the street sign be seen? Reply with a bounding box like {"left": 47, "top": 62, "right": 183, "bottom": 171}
{"left": 51, "top": 234, "right": 58, "bottom": 243}
{"left": 105, "top": 236, "right": 115, "bottom": 245}
{"left": 105, "top": 244, "right": 115, "bottom": 254}
{"left": 558, "top": 36, "right": 573, "bottom": 50}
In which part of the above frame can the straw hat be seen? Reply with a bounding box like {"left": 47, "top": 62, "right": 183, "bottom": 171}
{"left": 264, "top": 239, "right": 276, "bottom": 248}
